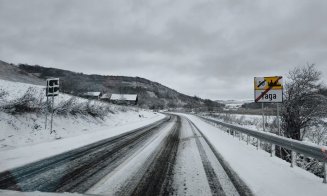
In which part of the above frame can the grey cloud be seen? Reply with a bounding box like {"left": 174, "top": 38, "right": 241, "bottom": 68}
{"left": 0, "top": 0, "right": 326, "bottom": 100}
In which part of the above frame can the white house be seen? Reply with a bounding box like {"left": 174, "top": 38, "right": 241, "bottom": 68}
{"left": 110, "top": 94, "right": 138, "bottom": 105}
{"left": 82, "top": 92, "right": 102, "bottom": 100}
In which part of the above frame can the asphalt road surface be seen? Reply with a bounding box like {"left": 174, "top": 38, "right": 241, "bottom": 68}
{"left": 0, "top": 114, "right": 253, "bottom": 196}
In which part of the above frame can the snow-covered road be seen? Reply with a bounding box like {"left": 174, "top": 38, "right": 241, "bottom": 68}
{"left": 171, "top": 117, "right": 243, "bottom": 196}
{"left": 1, "top": 114, "right": 248, "bottom": 196}
{"left": 2, "top": 113, "right": 327, "bottom": 196}
{"left": 87, "top": 115, "right": 245, "bottom": 196}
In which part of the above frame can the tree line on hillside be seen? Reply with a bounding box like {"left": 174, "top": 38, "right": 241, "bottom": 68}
{"left": 18, "top": 64, "right": 224, "bottom": 111}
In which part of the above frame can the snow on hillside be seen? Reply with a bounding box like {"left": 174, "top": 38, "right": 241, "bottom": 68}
{"left": 0, "top": 79, "right": 163, "bottom": 151}
{"left": 216, "top": 99, "right": 252, "bottom": 111}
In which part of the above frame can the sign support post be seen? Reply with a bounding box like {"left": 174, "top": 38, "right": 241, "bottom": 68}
{"left": 262, "top": 102, "right": 265, "bottom": 132}
{"left": 277, "top": 102, "right": 281, "bottom": 157}
{"left": 45, "top": 96, "right": 48, "bottom": 129}
{"left": 50, "top": 96, "right": 54, "bottom": 133}
{"left": 277, "top": 103, "right": 281, "bottom": 135}
{"left": 45, "top": 78, "right": 59, "bottom": 133}
{"left": 255, "top": 76, "right": 283, "bottom": 154}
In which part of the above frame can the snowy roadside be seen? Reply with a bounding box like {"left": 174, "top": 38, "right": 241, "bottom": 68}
{"left": 201, "top": 112, "right": 276, "bottom": 131}
{"left": 202, "top": 112, "right": 327, "bottom": 146}
{"left": 0, "top": 112, "right": 165, "bottom": 173}
{"left": 179, "top": 113, "right": 327, "bottom": 196}
{"left": 0, "top": 110, "right": 159, "bottom": 151}
{"left": 0, "top": 79, "right": 167, "bottom": 173}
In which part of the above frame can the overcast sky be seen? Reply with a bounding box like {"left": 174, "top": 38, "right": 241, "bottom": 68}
{"left": 1, "top": 0, "right": 326, "bottom": 100}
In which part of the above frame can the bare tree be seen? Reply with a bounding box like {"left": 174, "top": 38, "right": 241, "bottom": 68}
{"left": 306, "top": 121, "right": 327, "bottom": 145}
{"left": 281, "top": 64, "right": 327, "bottom": 140}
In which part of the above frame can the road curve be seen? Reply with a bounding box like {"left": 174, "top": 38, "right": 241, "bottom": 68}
{"left": 0, "top": 114, "right": 253, "bottom": 196}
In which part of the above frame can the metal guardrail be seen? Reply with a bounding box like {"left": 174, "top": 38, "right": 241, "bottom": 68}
{"left": 200, "top": 116, "right": 327, "bottom": 183}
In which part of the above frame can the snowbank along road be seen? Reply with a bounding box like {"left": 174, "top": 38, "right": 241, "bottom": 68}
{"left": 0, "top": 114, "right": 252, "bottom": 196}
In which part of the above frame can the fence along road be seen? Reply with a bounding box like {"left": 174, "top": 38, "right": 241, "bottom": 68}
{"left": 200, "top": 116, "right": 327, "bottom": 184}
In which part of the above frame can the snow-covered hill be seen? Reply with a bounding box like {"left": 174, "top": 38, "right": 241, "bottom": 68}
{"left": 0, "top": 79, "right": 162, "bottom": 151}
{"left": 17, "top": 62, "right": 223, "bottom": 110}
{"left": 0, "top": 60, "right": 43, "bottom": 85}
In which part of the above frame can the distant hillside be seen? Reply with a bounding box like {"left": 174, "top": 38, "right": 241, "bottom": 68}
{"left": 0, "top": 60, "right": 43, "bottom": 85}
{"left": 6, "top": 61, "right": 223, "bottom": 110}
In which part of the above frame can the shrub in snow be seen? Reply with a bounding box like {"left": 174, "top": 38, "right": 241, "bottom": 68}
{"left": 0, "top": 87, "right": 117, "bottom": 120}
{"left": 1, "top": 87, "right": 43, "bottom": 114}
{"left": 0, "top": 88, "right": 8, "bottom": 100}
{"left": 305, "top": 122, "right": 327, "bottom": 146}
{"left": 296, "top": 155, "right": 324, "bottom": 178}
{"left": 86, "top": 101, "right": 105, "bottom": 118}
{"left": 55, "top": 97, "right": 77, "bottom": 116}
{"left": 70, "top": 102, "right": 86, "bottom": 116}
{"left": 0, "top": 88, "right": 8, "bottom": 106}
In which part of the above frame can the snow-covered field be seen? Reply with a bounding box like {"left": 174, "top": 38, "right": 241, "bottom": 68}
{"left": 216, "top": 99, "right": 252, "bottom": 111}
{"left": 0, "top": 79, "right": 165, "bottom": 172}
{"left": 0, "top": 110, "right": 160, "bottom": 151}
{"left": 204, "top": 112, "right": 327, "bottom": 147}
{"left": 203, "top": 112, "right": 276, "bottom": 132}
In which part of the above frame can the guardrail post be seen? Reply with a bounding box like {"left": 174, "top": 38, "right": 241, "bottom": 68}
{"left": 291, "top": 151, "right": 296, "bottom": 168}
{"left": 257, "top": 139, "right": 260, "bottom": 150}
{"left": 247, "top": 135, "right": 249, "bottom": 145}
{"left": 323, "top": 162, "right": 327, "bottom": 184}
{"left": 239, "top": 132, "right": 241, "bottom": 141}
{"left": 271, "top": 144, "right": 275, "bottom": 157}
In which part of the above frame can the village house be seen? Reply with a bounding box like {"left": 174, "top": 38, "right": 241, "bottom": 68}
{"left": 81, "top": 92, "right": 102, "bottom": 100}
{"left": 100, "top": 93, "right": 111, "bottom": 101}
{"left": 110, "top": 94, "right": 138, "bottom": 105}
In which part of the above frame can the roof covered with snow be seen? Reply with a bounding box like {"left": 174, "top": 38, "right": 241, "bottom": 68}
{"left": 83, "top": 92, "right": 101, "bottom": 96}
{"left": 110, "top": 94, "right": 137, "bottom": 101}
{"left": 101, "top": 93, "right": 111, "bottom": 99}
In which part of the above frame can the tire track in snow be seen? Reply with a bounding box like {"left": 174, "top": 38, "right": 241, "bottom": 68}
{"left": 187, "top": 119, "right": 226, "bottom": 196}
{"left": 130, "top": 115, "right": 181, "bottom": 196}
{"left": 189, "top": 118, "right": 253, "bottom": 196}
{"left": 0, "top": 116, "right": 170, "bottom": 193}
